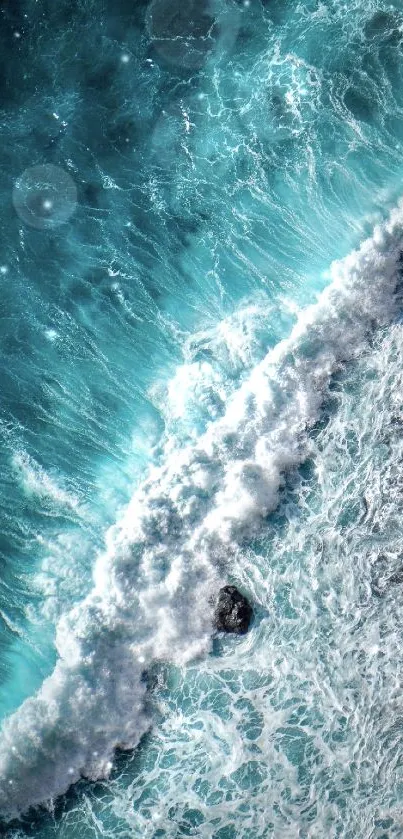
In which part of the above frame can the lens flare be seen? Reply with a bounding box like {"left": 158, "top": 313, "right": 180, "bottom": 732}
{"left": 12, "top": 164, "right": 77, "bottom": 230}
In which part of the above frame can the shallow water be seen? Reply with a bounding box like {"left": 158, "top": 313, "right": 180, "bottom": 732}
{"left": 1, "top": 0, "right": 403, "bottom": 836}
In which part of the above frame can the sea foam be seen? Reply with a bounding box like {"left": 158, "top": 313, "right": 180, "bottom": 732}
{"left": 1, "top": 204, "right": 402, "bottom": 821}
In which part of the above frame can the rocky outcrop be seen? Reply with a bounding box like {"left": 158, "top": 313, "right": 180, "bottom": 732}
{"left": 214, "top": 586, "right": 252, "bottom": 635}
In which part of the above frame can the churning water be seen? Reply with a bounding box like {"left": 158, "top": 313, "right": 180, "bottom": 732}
{"left": 1, "top": 0, "right": 403, "bottom": 836}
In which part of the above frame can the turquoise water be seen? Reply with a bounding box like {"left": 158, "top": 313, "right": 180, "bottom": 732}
{"left": 1, "top": 0, "right": 403, "bottom": 835}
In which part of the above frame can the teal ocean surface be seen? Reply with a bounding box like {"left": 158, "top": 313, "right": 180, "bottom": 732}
{"left": 1, "top": 0, "right": 403, "bottom": 836}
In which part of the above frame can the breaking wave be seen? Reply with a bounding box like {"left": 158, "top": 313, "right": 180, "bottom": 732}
{"left": 1, "top": 203, "right": 402, "bottom": 821}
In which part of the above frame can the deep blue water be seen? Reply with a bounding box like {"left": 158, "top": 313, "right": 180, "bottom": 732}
{"left": 1, "top": 0, "right": 403, "bottom": 836}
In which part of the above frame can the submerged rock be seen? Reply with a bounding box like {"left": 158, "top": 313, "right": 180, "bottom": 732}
{"left": 214, "top": 585, "right": 252, "bottom": 634}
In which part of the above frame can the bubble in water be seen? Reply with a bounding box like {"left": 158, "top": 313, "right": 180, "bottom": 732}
{"left": 12, "top": 164, "right": 77, "bottom": 230}
{"left": 146, "top": 0, "right": 239, "bottom": 70}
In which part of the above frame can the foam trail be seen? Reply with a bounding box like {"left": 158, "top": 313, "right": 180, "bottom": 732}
{"left": 12, "top": 451, "right": 81, "bottom": 513}
{"left": 1, "top": 205, "right": 403, "bottom": 821}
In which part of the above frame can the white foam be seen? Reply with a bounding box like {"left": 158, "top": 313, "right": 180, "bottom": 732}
{"left": 1, "top": 204, "right": 403, "bottom": 820}
{"left": 150, "top": 299, "right": 294, "bottom": 443}
{"left": 12, "top": 451, "right": 81, "bottom": 513}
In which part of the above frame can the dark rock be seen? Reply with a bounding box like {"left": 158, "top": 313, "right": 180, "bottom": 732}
{"left": 214, "top": 585, "right": 252, "bottom": 635}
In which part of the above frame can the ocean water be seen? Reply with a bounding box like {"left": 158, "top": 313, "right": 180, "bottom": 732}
{"left": 1, "top": 0, "right": 403, "bottom": 835}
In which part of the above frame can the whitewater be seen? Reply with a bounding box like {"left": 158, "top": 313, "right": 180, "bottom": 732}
{"left": 2, "top": 0, "right": 403, "bottom": 837}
